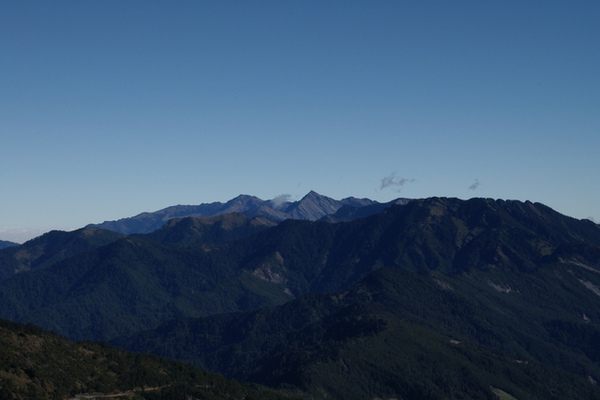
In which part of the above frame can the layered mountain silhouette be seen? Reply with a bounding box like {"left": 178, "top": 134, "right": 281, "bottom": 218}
{"left": 114, "top": 267, "right": 600, "bottom": 400}
{"left": 0, "top": 240, "right": 18, "bottom": 250}
{"left": 1, "top": 194, "right": 599, "bottom": 399}
{"left": 87, "top": 191, "right": 383, "bottom": 234}
{"left": 2, "top": 197, "right": 599, "bottom": 337}
{"left": 141, "top": 212, "right": 277, "bottom": 245}
{"left": 0, "top": 227, "right": 123, "bottom": 282}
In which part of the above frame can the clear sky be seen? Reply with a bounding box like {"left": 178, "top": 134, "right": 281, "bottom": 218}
{"left": 2, "top": 1, "right": 599, "bottom": 243}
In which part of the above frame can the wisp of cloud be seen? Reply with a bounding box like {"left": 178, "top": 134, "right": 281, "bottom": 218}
{"left": 380, "top": 172, "right": 415, "bottom": 193}
{"left": 270, "top": 194, "right": 292, "bottom": 209}
{"left": 468, "top": 179, "right": 481, "bottom": 191}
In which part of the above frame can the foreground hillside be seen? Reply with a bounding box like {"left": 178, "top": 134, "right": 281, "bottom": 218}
{"left": 0, "top": 318, "right": 291, "bottom": 400}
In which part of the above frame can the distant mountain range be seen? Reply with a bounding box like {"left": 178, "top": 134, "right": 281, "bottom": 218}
{"left": 87, "top": 191, "right": 404, "bottom": 235}
{"left": 1, "top": 193, "right": 600, "bottom": 399}
{"left": 0, "top": 240, "right": 18, "bottom": 250}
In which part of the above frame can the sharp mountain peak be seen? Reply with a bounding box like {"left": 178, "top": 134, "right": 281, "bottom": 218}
{"left": 87, "top": 191, "right": 382, "bottom": 235}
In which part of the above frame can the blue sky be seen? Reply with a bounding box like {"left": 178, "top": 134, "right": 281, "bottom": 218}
{"left": 1, "top": 1, "right": 599, "bottom": 242}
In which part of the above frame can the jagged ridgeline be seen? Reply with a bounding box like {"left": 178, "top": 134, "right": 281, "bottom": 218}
{"left": 86, "top": 191, "right": 386, "bottom": 235}
{"left": 0, "top": 195, "right": 599, "bottom": 399}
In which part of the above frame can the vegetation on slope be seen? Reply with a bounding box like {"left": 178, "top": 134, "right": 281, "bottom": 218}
{"left": 139, "top": 213, "right": 277, "bottom": 245}
{"left": 0, "top": 227, "right": 123, "bottom": 282}
{"left": 1, "top": 198, "right": 600, "bottom": 344}
{"left": 0, "top": 318, "right": 293, "bottom": 400}
{"left": 1, "top": 197, "right": 600, "bottom": 399}
{"left": 114, "top": 268, "right": 600, "bottom": 400}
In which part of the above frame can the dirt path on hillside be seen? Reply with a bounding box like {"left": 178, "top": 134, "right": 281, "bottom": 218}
{"left": 69, "top": 386, "right": 163, "bottom": 399}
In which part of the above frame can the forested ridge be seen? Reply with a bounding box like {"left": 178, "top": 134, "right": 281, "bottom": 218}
{"left": 1, "top": 197, "right": 600, "bottom": 399}
{"left": 0, "top": 318, "right": 294, "bottom": 400}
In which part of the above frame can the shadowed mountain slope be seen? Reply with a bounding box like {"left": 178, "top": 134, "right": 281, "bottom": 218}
{"left": 0, "top": 318, "right": 293, "bottom": 400}
{"left": 1, "top": 197, "right": 599, "bottom": 346}
{"left": 319, "top": 197, "right": 411, "bottom": 222}
{"left": 0, "top": 240, "right": 18, "bottom": 250}
{"left": 0, "top": 227, "right": 124, "bottom": 282}
{"left": 232, "top": 197, "right": 600, "bottom": 295}
{"left": 0, "top": 235, "right": 294, "bottom": 341}
{"left": 140, "top": 212, "right": 277, "bottom": 245}
{"left": 114, "top": 267, "right": 600, "bottom": 400}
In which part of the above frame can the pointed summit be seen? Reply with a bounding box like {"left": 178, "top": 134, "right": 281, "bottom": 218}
{"left": 303, "top": 190, "right": 321, "bottom": 198}
{"left": 221, "top": 195, "right": 265, "bottom": 213}
{"left": 286, "top": 191, "right": 346, "bottom": 220}
{"left": 88, "top": 191, "right": 383, "bottom": 234}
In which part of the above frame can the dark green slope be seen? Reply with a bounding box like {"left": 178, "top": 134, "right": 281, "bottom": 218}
{"left": 139, "top": 212, "right": 277, "bottom": 244}
{"left": 0, "top": 227, "right": 124, "bottom": 282}
{"left": 318, "top": 198, "right": 411, "bottom": 222}
{"left": 0, "top": 318, "right": 292, "bottom": 400}
{"left": 233, "top": 197, "right": 600, "bottom": 295}
{"left": 113, "top": 268, "right": 600, "bottom": 400}
{"left": 0, "top": 236, "right": 292, "bottom": 341}
{"left": 1, "top": 197, "right": 599, "bottom": 347}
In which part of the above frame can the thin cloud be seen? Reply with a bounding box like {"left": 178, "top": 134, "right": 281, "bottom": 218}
{"left": 468, "top": 179, "right": 481, "bottom": 191}
{"left": 270, "top": 194, "right": 292, "bottom": 209}
{"left": 379, "top": 172, "right": 415, "bottom": 193}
